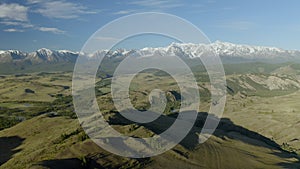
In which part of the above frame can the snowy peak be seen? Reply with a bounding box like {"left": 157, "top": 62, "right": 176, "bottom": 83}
{"left": 36, "top": 48, "right": 53, "bottom": 55}
{"left": 0, "top": 48, "right": 78, "bottom": 63}
{"left": 0, "top": 42, "right": 300, "bottom": 64}
{"left": 124, "top": 41, "right": 291, "bottom": 61}
{"left": 209, "top": 41, "right": 290, "bottom": 58}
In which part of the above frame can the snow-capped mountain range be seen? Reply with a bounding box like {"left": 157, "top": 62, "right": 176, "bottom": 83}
{"left": 0, "top": 48, "right": 78, "bottom": 63}
{"left": 1, "top": 41, "right": 300, "bottom": 64}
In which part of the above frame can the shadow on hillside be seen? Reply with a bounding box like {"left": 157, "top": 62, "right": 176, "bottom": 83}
{"left": 0, "top": 136, "right": 24, "bottom": 166}
{"left": 273, "top": 151, "right": 300, "bottom": 169}
{"left": 108, "top": 110, "right": 300, "bottom": 168}
{"left": 34, "top": 154, "right": 150, "bottom": 169}
{"left": 32, "top": 158, "right": 104, "bottom": 169}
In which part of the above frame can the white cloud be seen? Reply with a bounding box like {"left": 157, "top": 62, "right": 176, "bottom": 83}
{"left": 94, "top": 36, "right": 120, "bottom": 41}
{"left": 32, "top": 1, "right": 97, "bottom": 19}
{"left": 37, "top": 27, "right": 65, "bottom": 34}
{"left": 1, "top": 21, "right": 64, "bottom": 34}
{"left": 0, "top": 3, "right": 28, "bottom": 21}
{"left": 0, "top": 2, "right": 68, "bottom": 34}
{"left": 0, "top": 21, "right": 34, "bottom": 28}
{"left": 27, "top": 0, "right": 44, "bottom": 4}
{"left": 113, "top": 10, "right": 137, "bottom": 15}
{"left": 3, "top": 28, "right": 25, "bottom": 32}
{"left": 129, "top": 0, "right": 183, "bottom": 9}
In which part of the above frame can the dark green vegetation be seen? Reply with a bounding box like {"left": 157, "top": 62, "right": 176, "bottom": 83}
{"left": 0, "top": 116, "right": 19, "bottom": 130}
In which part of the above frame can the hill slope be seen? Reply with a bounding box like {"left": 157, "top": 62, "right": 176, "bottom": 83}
{"left": 0, "top": 112, "right": 299, "bottom": 169}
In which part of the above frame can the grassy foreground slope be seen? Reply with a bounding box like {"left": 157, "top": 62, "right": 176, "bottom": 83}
{"left": 0, "top": 112, "right": 299, "bottom": 169}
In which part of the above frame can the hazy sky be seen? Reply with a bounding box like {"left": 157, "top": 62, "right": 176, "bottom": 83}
{"left": 0, "top": 0, "right": 300, "bottom": 51}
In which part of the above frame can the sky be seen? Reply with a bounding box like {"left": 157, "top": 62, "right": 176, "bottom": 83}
{"left": 0, "top": 0, "right": 300, "bottom": 52}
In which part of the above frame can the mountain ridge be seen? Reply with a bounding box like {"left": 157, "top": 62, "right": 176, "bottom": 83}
{"left": 1, "top": 41, "right": 300, "bottom": 64}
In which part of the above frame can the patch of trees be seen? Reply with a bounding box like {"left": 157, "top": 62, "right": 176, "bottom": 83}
{"left": 0, "top": 116, "right": 20, "bottom": 130}
{"left": 50, "top": 95, "right": 76, "bottom": 119}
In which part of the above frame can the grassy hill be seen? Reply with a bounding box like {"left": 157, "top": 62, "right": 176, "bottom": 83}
{"left": 1, "top": 64, "right": 300, "bottom": 168}
{"left": 1, "top": 111, "right": 299, "bottom": 169}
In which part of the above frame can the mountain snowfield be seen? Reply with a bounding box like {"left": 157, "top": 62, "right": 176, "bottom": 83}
{"left": 0, "top": 48, "right": 78, "bottom": 63}
{"left": 1, "top": 41, "right": 300, "bottom": 64}
{"left": 139, "top": 41, "right": 300, "bottom": 59}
